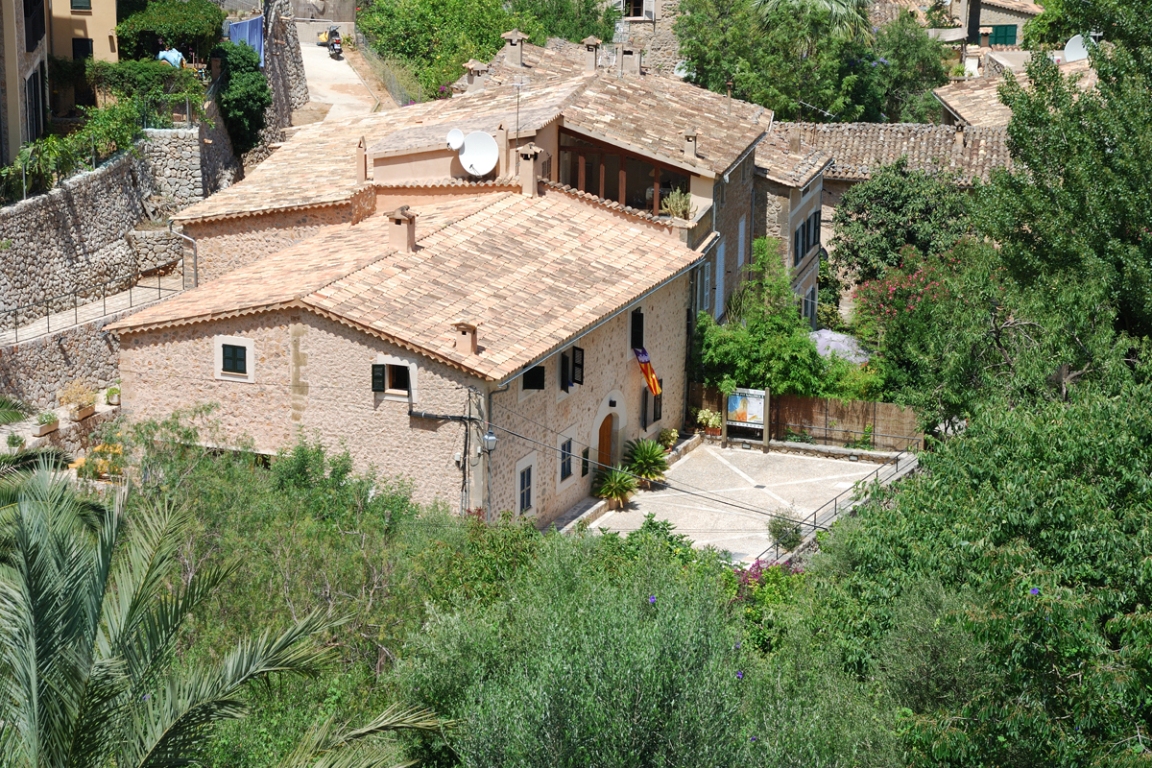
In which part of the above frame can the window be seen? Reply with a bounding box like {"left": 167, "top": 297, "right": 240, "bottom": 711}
{"left": 372, "top": 356, "right": 418, "bottom": 401}
{"left": 697, "top": 264, "right": 712, "bottom": 312}
{"left": 653, "top": 380, "right": 663, "bottom": 423}
{"left": 215, "top": 336, "right": 254, "bottom": 382}
{"left": 25, "top": 68, "right": 43, "bottom": 141}
{"left": 523, "top": 366, "right": 545, "bottom": 390}
{"left": 222, "top": 344, "right": 246, "bottom": 374}
{"left": 641, "top": 387, "right": 649, "bottom": 431}
{"left": 519, "top": 466, "right": 533, "bottom": 513}
{"left": 571, "top": 347, "right": 585, "bottom": 385}
{"left": 387, "top": 365, "right": 410, "bottom": 394}
{"left": 803, "top": 287, "right": 817, "bottom": 328}
{"left": 989, "top": 24, "right": 1017, "bottom": 46}
{"left": 581, "top": 448, "right": 590, "bottom": 477}
{"left": 793, "top": 227, "right": 802, "bottom": 266}
{"left": 71, "top": 37, "right": 93, "bottom": 59}
{"left": 560, "top": 352, "right": 571, "bottom": 392}
{"left": 24, "top": 0, "right": 44, "bottom": 51}
{"left": 71, "top": 0, "right": 91, "bottom": 10}
{"left": 737, "top": 215, "right": 747, "bottom": 267}
{"left": 631, "top": 308, "right": 644, "bottom": 349}
{"left": 560, "top": 439, "right": 573, "bottom": 481}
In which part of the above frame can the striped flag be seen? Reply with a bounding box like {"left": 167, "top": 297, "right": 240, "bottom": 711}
{"left": 633, "top": 348, "right": 662, "bottom": 396}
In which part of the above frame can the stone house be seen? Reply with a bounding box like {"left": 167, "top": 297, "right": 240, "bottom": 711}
{"left": 109, "top": 177, "right": 707, "bottom": 525}
{"left": 952, "top": 0, "right": 1042, "bottom": 46}
{"left": 934, "top": 57, "right": 1095, "bottom": 127}
{"left": 0, "top": 0, "right": 49, "bottom": 163}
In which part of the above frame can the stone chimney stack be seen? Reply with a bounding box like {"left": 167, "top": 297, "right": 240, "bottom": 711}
{"left": 502, "top": 29, "right": 528, "bottom": 68}
{"left": 788, "top": 132, "right": 801, "bottom": 153}
{"left": 582, "top": 36, "right": 601, "bottom": 71}
{"left": 355, "top": 136, "right": 367, "bottom": 184}
{"left": 683, "top": 131, "right": 698, "bottom": 159}
{"left": 462, "top": 59, "right": 489, "bottom": 88}
{"left": 388, "top": 206, "right": 417, "bottom": 253}
{"left": 453, "top": 321, "right": 479, "bottom": 355}
{"left": 518, "top": 143, "right": 544, "bottom": 197}
{"left": 620, "top": 45, "right": 641, "bottom": 75}
{"left": 953, "top": 125, "right": 965, "bottom": 151}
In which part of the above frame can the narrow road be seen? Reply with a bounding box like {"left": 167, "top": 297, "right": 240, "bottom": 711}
{"left": 296, "top": 23, "right": 378, "bottom": 120}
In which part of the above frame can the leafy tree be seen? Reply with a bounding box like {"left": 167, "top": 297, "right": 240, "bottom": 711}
{"left": 753, "top": 0, "right": 870, "bottom": 41}
{"left": 215, "top": 41, "right": 273, "bottom": 154}
{"left": 873, "top": 13, "right": 947, "bottom": 122}
{"left": 830, "top": 157, "right": 970, "bottom": 283}
{"left": 115, "top": 0, "right": 227, "bottom": 61}
{"left": 979, "top": 46, "right": 1152, "bottom": 336}
{"left": 508, "top": 0, "right": 617, "bottom": 45}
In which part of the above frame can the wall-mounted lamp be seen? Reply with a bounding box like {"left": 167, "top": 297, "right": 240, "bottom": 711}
{"left": 608, "top": 398, "right": 617, "bottom": 408}
{"left": 481, "top": 429, "right": 498, "bottom": 453}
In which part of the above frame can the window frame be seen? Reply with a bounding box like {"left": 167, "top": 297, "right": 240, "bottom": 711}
{"left": 373, "top": 354, "right": 418, "bottom": 402}
{"left": 560, "top": 437, "right": 574, "bottom": 481}
{"left": 222, "top": 344, "right": 246, "bottom": 375}
{"left": 515, "top": 451, "right": 538, "bottom": 516}
{"left": 631, "top": 308, "right": 644, "bottom": 350}
{"left": 214, "top": 335, "right": 254, "bottom": 383}
{"left": 581, "top": 447, "right": 590, "bottom": 477}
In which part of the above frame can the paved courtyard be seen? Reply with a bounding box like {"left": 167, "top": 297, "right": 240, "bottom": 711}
{"left": 594, "top": 445, "right": 881, "bottom": 562}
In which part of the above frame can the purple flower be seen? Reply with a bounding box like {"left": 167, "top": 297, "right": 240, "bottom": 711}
{"left": 736, "top": 670, "right": 744, "bottom": 679}
{"left": 141, "top": 693, "right": 151, "bottom": 701}
{"left": 1030, "top": 587, "right": 1040, "bottom": 595}
{"left": 734, "top": 641, "right": 741, "bottom": 650}
{"left": 649, "top": 595, "right": 656, "bottom": 604}
{"left": 750, "top": 736, "right": 757, "bottom": 742}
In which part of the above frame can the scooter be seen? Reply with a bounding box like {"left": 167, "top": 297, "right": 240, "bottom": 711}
{"left": 327, "top": 26, "right": 342, "bottom": 59}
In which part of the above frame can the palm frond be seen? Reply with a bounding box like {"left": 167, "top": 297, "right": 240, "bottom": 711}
{"left": 0, "top": 396, "right": 29, "bottom": 427}
{"left": 279, "top": 704, "right": 453, "bottom": 768}
{"left": 754, "top": 0, "right": 871, "bottom": 39}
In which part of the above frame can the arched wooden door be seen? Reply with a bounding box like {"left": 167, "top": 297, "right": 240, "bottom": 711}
{"left": 597, "top": 414, "right": 614, "bottom": 470}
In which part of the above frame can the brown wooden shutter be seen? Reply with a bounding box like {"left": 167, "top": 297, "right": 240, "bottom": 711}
{"left": 560, "top": 352, "right": 570, "bottom": 392}
{"left": 572, "top": 346, "right": 585, "bottom": 385}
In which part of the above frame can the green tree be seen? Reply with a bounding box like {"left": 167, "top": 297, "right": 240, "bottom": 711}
{"left": 115, "top": 0, "right": 226, "bottom": 60}
{"left": 753, "top": 0, "right": 870, "bottom": 40}
{"left": 873, "top": 13, "right": 947, "bottom": 122}
{"left": 214, "top": 41, "right": 273, "bottom": 154}
{"left": 830, "top": 157, "right": 970, "bottom": 283}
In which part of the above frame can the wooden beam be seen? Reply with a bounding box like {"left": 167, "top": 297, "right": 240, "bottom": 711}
{"left": 652, "top": 167, "right": 661, "bottom": 215}
{"left": 577, "top": 154, "right": 586, "bottom": 192}
{"left": 618, "top": 160, "right": 626, "bottom": 206}
{"left": 599, "top": 156, "right": 606, "bottom": 199}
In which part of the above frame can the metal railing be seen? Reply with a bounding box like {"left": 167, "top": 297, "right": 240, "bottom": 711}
{"left": 755, "top": 447, "right": 917, "bottom": 565}
{"left": 0, "top": 257, "right": 184, "bottom": 344}
{"left": 774, "top": 422, "right": 923, "bottom": 452}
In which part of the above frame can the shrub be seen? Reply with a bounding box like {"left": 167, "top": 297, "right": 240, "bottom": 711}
{"left": 58, "top": 381, "right": 96, "bottom": 408}
{"left": 36, "top": 412, "right": 58, "bottom": 425}
{"left": 768, "top": 516, "right": 803, "bottom": 551}
{"left": 592, "top": 465, "right": 637, "bottom": 507}
{"left": 116, "top": 0, "right": 226, "bottom": 61}
{"left": 7, "top": 433, "right": 24, "bottom": 449}
{"left": 696, "top": 408, "right": 722, "bottom": 430}
{"left": 659, "top": 187, "right": 697, "bottom": 220}
{"left": 86, "top": 58, "right": 203, "bottom": 109}
{"left": 622, "top": 438, "right": 669, "bottom": 485}
{"left": 214, "top": 41, "right": 272, "bottom": 154}
{"left": 658, "top": 428, "right": 679, "bottom": 450}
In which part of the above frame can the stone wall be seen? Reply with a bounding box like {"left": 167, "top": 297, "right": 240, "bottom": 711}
{"left": 200, "top": 99, "right": 243, "bottom": 194}
{"left": 126, "top": 230, "right": 185, "bottom": 272}
{"left": 141, "top": 128, "right": 203, "bottom": 209}
{"left": 617, "top": 0, "right": 682, "bottom": 74}
{"left": 244, "top": 0, "right": 310, "bottom": 166}
{"left": 0, "top": 302, "right": 164, "bottom": 409}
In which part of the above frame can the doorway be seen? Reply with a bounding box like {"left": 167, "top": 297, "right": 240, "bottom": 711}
{"left": 597, "top": 414, "right": 614, "bottom": 470}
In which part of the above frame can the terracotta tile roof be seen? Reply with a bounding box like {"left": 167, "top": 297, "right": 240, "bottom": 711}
{"left": 934, "top": 59, "right": 1096, "bottom": 127}
{"left": 870, "top": 0, "right": 927, "bottom": 26}
{"left": 111, "top": 190, "right": 704, "bottom": 381}
{"left": 776, "top": 122, "right": 1012, "bottom": 184}
{"left": 982, "top": 0, "right": 1042, "bottom": 16}
{"left": 754, "top": 118, "right": 833, "bottom": 188}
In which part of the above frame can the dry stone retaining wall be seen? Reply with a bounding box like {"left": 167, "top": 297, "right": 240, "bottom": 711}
{"left": 126, "top": 230, "right": 185, "bottom": 272}
{"left": 141, "top": 128, "right": 204, "bottom": 209}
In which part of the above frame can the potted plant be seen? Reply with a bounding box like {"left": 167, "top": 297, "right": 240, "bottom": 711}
{"left": 657, "top": 428, "right": 679, "bottom": 452}
{"left": 697, "top": 408, "right": 722, "bottom": 437}
{"left": 106, "top": 386, "right": 121, "bottom": 406}
{"left": 59, "top": 382, "right": 96, "bottom": 422}
{"left": 34, "top": 412, "right": 59, "bottom": 437}
{"left": 623, "top": 438, "right": 669, "bottom": 489}
{"left": 6, "top": 432, "right": 25, "bottom": 452}
{"left": 592, "top": 465, "right": 638, "bottom": 511}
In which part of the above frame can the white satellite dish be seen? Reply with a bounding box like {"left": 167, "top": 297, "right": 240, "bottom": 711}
{"left": 1063, "top": 34, "right": 1088, "bottom": 63}
{"left": 446, "top": 128, "right": 465, "bottom": 151}
{"left": 459, "top": 131, "right": 499, "bottom": 176}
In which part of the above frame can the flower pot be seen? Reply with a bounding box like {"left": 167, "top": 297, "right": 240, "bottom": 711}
{"left": 34, "top": 420, "right": 59, "bottom": 437}
{"left": 705, "top": 426, "right": 721, "bottom": 437}
{"left": 106, "top": 393, "right": 121, "bottom": 406}
{"left": 69, "top": 404, "right": 96, "bottom": 422}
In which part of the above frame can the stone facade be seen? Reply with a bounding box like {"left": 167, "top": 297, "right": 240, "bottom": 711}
{"left": 183, "top": 204, "right": 357, "bottom": 283}
{"left": 754, "top": 170, "right": 824, "bottom": 324}
{"left": 615, "top": 0, "right": 682, "bottom": 75}
{"left": 0, "top": 303, "right": 162, "bottom": 408}
{"left": 200, "top": 99, "right": 243, "bottom": 194}
{"left": 141, "top": 128, "right": 204, "bottom": 209}
{"left": 126, "top": 230, "right": 185, "bottom": 272}
{"left": 706, "top": 152, "right": 756, "bottom": 320}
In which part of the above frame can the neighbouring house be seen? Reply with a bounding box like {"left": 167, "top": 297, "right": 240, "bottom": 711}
{"left": 934, "top": 57, "right": 1095, "bottom": 127}
{"left": 952, "top": 0, "right": 1043, "bottom": 46}
{"left": 770, "top": 122, "right": 1011, "bottom": 254}
{"left": 109, "top": 178, "right": 706, "bottom": 524}
{"left": 48, "top": 0, "right": 116, "bottom": 112}
{"left": 0, "top": 0, "right": 49, "bottom": 164}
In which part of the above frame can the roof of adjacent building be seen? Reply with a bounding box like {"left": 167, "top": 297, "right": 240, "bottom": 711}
{"left": 774, "top": 122, "right": 1012, "bottom": 183}
{"left": 754, "top": 114, "right": 833, "bottom": 187}
{"left": 111, "top": 191, "right": 705, "bottom": 381}
{"left": 933, "top": 58, "right": 1095, "bottom": 127}
{"left": 982, "top": 0, "right": 1043, "bottom": 16}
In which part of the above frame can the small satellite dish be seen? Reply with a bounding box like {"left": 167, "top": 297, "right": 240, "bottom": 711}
{"left": 446, "top": 128, "right": 465, "bottom": 151}
{"left": 1064, "top": 34, "right": 1088, "bottom": 63}
{"left": 459, "top": 131, "right": 499, "bottom": 177}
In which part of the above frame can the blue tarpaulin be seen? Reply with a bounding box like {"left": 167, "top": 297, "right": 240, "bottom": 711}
{"left": 228, "top": 16, "right": 264, "bottom": 67}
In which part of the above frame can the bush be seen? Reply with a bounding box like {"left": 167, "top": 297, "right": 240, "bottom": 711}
{"left": 87, "top": 58, "right": 203, "bottom": 106}
{"left": 658, "top": 428, "right": 679, "bottom": 449}
{"left": 622, "top": 438, "right": 668, "bottom": 485}
{"left": 116, "top": 0, "right": 226, "bottom": 61}
{"left": 212, "top": 41, "right": 272, "bottom": 154}
{"left": 768, "top": 516, "right": 803, "bottom": 551}
{"left": 36, "top": 412, "right": 58, "bottom": 425}
{"left": 6, "top": 433, "right": 24, "bottom": 448}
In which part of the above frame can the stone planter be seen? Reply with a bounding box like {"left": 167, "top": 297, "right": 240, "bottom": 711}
{"left": 107, "top": 393, "right": 121, "bottom": 406}
{"left": 69, "top": 404, "right": 96, "bottom": 422}
{"left": 34, "top": 420, "right": 59, "bottom": 437}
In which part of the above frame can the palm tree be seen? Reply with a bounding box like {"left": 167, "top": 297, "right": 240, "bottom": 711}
{"left": 754, "top": 0, "right": 872, "bottom": 40}
{"left": 0, "top": 395, "right": 26, "bottom": 426}
{"left": 0, "top": 395, "right": 69, "bottom": 487}
{"left": 0, "top": 469, "right": 448, "bottom": 768}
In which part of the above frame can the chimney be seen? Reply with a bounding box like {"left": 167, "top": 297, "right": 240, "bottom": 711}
{"left": 453, "top": 321, "right": 479, "bottom": 355}
{"left": 355, "top": 136, "right": 367, "bottom": 184}
{"left": 462, "top": 58, "right": 489, "bottom": 88}
{"left": 788, "top": 132, "right": 801, "bottom": 153}
{"left": 621, "top": 45, "right": 641, "bottom": 75}
{"left": 388, "top": 206, "right": 417, "bottom": 253}
{"left": 966, "top": 0, "right": 982, "bottom": 45}
{"left": 582, "top": 36, "right": 601, "bottom": 72}
{"left": 953, "top": 125, "right": 965, "bottom": 151}
{"left": 683, "top": 131, "right": 697, "bottom": 159}
{"left": 502, "top": 28, "right": 528, "bottom": 68}
{"left": 518, "top": 143, "right": 544, "bottom": 196}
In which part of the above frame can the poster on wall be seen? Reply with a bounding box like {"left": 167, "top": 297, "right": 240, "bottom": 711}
{"left": 726, "top": 388, "right": 766, "bottom": 428}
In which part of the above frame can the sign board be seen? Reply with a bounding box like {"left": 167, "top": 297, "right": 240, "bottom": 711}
{"left": 726, "top": 388, "right": 766, "bottom": 428}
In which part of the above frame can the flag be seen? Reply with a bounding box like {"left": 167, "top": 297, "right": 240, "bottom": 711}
{"left": 633, "top": 348, "right": 662, "bottom": 396}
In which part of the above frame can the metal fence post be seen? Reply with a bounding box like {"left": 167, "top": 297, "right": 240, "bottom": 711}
{"left": 45, "top": 301, "right": 50, "bottom": 333}
{"left": 73, "top": 293, "right": 78, "bottom": 326}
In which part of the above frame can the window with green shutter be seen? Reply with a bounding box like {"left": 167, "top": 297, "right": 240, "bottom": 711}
{"left": 990, "top": 25, "right": 1017, "bottom": 45}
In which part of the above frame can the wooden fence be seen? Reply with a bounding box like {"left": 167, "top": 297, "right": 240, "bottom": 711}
{"left": 689, "top": 383, "right": 923, "bottom": 452}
